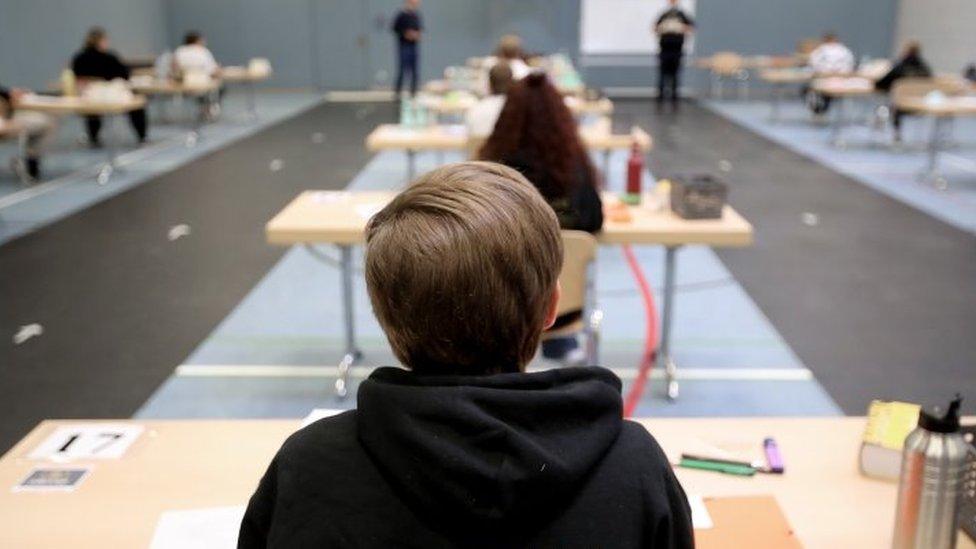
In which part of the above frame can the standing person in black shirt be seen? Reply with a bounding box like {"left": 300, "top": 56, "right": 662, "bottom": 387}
{"left": 653, "top": 0, "right": 694, "bottom": 113}
{"left": 391, "top": 0, "right": 422, "bottom": 99}
{"left": 71, "top": 27, "right": 148, "bottom": 147}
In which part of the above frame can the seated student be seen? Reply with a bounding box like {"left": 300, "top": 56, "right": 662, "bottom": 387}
{"left": 875, "top": 41, "right": 932, "bottom": 142}
{"left": 0, "top": 84, "right": 56, "bottom": 180}
{"left": 238, "top": 162, "right": 693, "bottom": 548}
{"left": 71, "top": 27, "right": 148, "bottom": 147}
{"left": 173, "top": 31, "right": 223, "bottom": 119}
{"left": 806, "top": 32, "right": 855, "bottom": 114}
{"left": 490, "top": 34, "right": 532, "bottom": 80}
{"left": 478, "top": 72, "right": 603, "bottom": 366}
{"left": 465, "top": 62, "right": 513, "bottom": 139}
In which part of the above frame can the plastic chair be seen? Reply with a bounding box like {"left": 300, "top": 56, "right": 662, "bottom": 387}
{"left": 543, "top": 230, "right": 602, "bottom": 365}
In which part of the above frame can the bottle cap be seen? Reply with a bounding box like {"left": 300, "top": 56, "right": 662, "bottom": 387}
{"left": 918, "top": 394, "right": 962, "bottom": 433}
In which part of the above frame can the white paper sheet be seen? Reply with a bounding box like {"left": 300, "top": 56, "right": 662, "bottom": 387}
{"left": 28, "top": 424, "right": 143, "bottom": 461}
{"left": 301, "top": 408, "right": 347, "bottom": 428}
{"left": 149, "top": 506, "right": 246, "bottom": 549}
{"left": 688, "top": 494, "right": 714, "bottom": 530}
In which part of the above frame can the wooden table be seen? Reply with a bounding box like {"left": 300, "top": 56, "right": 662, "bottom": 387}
{"left": 220, "top": 66, "right": 272, "bottom": 119}
{"left": 759, "top": 68, "right": 815, "bottom": 122}
{"left": 4, "top": 417, "right": 971, "bottom": 548}
{"left": 416, "top": 93, "right": 613, "bottom": 119}
{"left": 0, "top": 118, "right": 31, "bottom": 184}
{"left": 894, "top": 95, "right": 976, "bottom": 188}
{"left": 266, "top": 190, "right": 751, "bottom": 399}
{"left": 17, "top": 94, "right": 147, "bottom": 184}
{"left": 811, "top": 77, "right": 878, "bottom": 146}
{"left": 365, "top": 121, "right": 652, "bottom": 180}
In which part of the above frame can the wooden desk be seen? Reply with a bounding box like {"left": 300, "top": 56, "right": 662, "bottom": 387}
{"left": 4, "top": 417, "right": 970, "bottom": 548}
{"left": 266, "top": 190, "right": 751, "bottom": 399}
{"left": 894, "top": 96, "right": 976, "bottom": 187}
{"left": 220, "top": 67, "right": 272, "bottom": 119}
{"left": 129, "top": 78, "right": 218, "bottom": 97}
{"left": 759, "top": 68, "right": 814, "bottom": 122}
{"left": 0, "top": 119, "right": 30, "bottom": 184}
{"left": 416, "top": 94, "right": 613, "bottom": 119}
{"left": 365, "top": 122, "right": 652, "bottom": 180}
{"left": 16, "top": 94, "right": 147, "bottom": 184}
{"left": 810, "top": 77, "right": 878, "bottom": 146}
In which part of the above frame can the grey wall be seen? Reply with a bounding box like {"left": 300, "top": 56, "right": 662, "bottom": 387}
{"left": 0, "top": 0, "right": 167, "bottom": 90}
{"left": 894, "top": 0, "right": 976, "bottom": 73}
{"left": 584, "top": 0, "right": 899, "bottom": 91}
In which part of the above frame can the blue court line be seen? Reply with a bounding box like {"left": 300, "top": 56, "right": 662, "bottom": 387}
{"left": 702, "top": 99, "right": 976, "bottom": 234}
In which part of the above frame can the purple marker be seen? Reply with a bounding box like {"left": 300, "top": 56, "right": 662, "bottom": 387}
{"left": 764, "top": 437, "right": 784, "bottom": 474}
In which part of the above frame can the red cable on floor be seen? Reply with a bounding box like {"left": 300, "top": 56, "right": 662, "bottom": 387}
{"left": 621, "top": 244, "right": 659, "bottom": 418}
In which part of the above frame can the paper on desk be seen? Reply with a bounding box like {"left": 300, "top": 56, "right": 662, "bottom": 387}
{"left": 688, "top": 495, "right": 714, "bottom": 530}
{"left": 355, "top": 203, "right": 384, "bottom": 221}
{"left": 150, "top": 506, "right": 245, "bottom": 549}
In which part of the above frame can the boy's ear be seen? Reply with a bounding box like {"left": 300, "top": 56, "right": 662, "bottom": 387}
{"left": 543, "top": 281, "right": 561, "bottom": 329}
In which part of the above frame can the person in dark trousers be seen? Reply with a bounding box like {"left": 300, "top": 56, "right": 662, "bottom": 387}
{"left": 391, "top": 0, "right": 422, "bottom": 98}
{"left": 478, "top": 72, "right": 603, "bottom": 367}
{"left": 71, "top": 27, "right": 148, "bottom": 147}
{"left": 654, "top": 0, "right": 694, "bottom": 112}
{"left": 238, "top": 162, "right": 694, "bottom": 549}
{"left": 875, "top": 41, "right": 932, "bottom": 142}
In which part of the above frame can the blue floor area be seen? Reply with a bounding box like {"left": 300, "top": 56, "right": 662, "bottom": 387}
{"left": 136, "top": 145, "right": 842, "bottom": 419}
{"left": 703, "top": 99, "right": 976, "bottom": 234}
{"left": 0, "top": 90, "right": 324, "bottom": 244}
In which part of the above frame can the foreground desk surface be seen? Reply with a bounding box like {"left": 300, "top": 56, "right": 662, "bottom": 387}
{"left": 5, "top": 417, "right": 971, "bottom": 548}
{"left": 16, "top": 94, "right": 147, "bottom": 116}
{"left": 365, "top": 123, "right": 653, "bottom": 153}
{"left": 265, "top": 190, "right": 753, "bottom": 248}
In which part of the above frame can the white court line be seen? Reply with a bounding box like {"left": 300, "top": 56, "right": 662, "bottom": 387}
{"left": 175, "top": 364, "right": 814, "bottom": 382}
{"left": 942, "top": 153, "right": 976, "bottom": 173}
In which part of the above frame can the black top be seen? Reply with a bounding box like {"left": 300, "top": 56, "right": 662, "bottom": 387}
{"left": 239, "top": 366, "right": 693, "bottom": 548}
{"left": 875, "top": 53, "right": 932, "bottom": 92}
{"left": 656, "top": 8, "right": 694, "bottom": 53}
{"left": 502, "top": 151, "right": 604, "bottom": 234}
{"left": 392, "top": 9, "right": 423, "bottom": 47}
{"left": 0, "top": 85, "right": 9, "bottom": 119}
{"left": 71, "top": 46, "right": 130, "bottom": 80}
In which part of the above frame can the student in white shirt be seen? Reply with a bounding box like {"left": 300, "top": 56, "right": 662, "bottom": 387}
{"left": 466, "top": 63, "right": 514, "bottom": 139}
{"left": 806, "top": 32, "right": 854, "bottom": 114}
{"left": 173, "top": 31, "right": 223, "bottom": 119}
{"left": 173, "top": 31, "right": 220, "bottom": 77}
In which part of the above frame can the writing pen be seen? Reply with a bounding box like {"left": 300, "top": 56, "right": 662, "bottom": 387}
{"left": 677, "top": 458, "right": 756, "bottom": 477}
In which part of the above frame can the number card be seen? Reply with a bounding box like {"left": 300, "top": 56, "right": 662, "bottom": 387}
{"left": 28, "top": 424, "right": 143, "bottom": 461}
{"left": 14, "top": 467, "right": 91, "bottom": 492}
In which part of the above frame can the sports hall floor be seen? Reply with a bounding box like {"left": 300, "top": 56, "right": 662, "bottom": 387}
{"left": 2, "top": 91, "right": 974, "bottom": 452}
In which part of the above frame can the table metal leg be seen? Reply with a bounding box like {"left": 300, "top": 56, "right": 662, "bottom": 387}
{"left": 12, "top": 131, "right": 32, "bottom": 185}
{"left": 661, "top": 245, "right": 679, "bottom": 400}
{"left": 336, "top": 244, "right": 363, "bottom": 398}
{"left": 830, "top": 97, "right": 846, "bottom": 148}
{"left": 246, "top": 81, "right": 258, "bottom": 120}
{"left": 406, "top": 149, "right": 417, "bottom": 182}
{"left": 770, "top": 84, "right": 782, "bottom": 123}
{"left": 96, "top": 115, "right": 119, "bottom": 185}
{"left": 921, "top": 115, "right": 950, "bottom": 190}
{"left": 603, "top": 149, "right": 611, "bottom": 179}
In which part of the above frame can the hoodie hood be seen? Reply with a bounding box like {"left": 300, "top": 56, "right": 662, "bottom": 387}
{"left": 357, "top": 366, "right": 623, "bottom": 531}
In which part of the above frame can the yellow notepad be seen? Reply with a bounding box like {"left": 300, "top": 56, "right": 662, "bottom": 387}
{"left": 863, "top": 400, "right": 921, "bottom": 450}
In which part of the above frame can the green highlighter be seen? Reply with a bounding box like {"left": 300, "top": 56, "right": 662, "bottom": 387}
{"left": 678, "top": 457, "right": 756, "bottom": 477}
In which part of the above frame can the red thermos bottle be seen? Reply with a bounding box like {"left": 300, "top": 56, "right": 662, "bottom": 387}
{"left": 624, "top": 142, "right": 643, "bottom": 204}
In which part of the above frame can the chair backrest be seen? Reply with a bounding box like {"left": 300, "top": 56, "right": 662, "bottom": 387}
{"left": 891, "top": 76, "right": 965, "bottom": 105}
{"left": 556, "top": 230, "right": 598, "bottom": 317}
{"left": 711, "top": 52, "right": 744, "bottom": 75}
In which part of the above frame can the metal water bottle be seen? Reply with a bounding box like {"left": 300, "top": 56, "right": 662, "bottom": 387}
{"left": 893, "top": 396, "right": 967, "bottom": 549}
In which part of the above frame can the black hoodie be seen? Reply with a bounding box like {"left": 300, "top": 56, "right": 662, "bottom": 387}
{"left": 238, "top": 367, "right": 693, "bottom": 548}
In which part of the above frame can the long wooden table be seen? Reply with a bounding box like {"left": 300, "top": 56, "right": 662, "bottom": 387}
{"left": 266, "top": 190, "right": 752, "bottom": 399}
{"left": 17, "top": 94, "right": 147, "bottom": 184}
{"left": 366, "top": 121, "right": 652, "bottom": 180}
{"left": 220, "top": 66, "right": 272, "bottom": 119}
{"left": 4, "top": 417, "right": 971, "bottom": 548}
{"left": 894, "top": 95, "right": 976, "bottom": 188}
{"left": 810, "top": 77, "right": 878, "bottom": 146}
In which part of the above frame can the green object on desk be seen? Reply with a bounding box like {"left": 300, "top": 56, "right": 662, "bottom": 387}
{"left": 679, "top": 457, "right": 756, "bottom": 476}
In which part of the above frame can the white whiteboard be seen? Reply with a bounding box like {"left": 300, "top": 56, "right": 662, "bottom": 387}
{"left": 581, "top": 0, "right": 696, "bottom": 55}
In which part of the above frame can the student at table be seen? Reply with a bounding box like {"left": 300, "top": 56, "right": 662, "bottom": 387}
{"left": 239, "top": 162, "right": 693, "bottom": 548}
{"left": 491, "top": 34, "right": 531, "bottom": 80}
{"left": 806, "top": 32, "right": 854, "bottom": 114}
{"left": 465, "top": 62, "right": 513, "bottom": 139}
{"left": 0, "top": 85, "right": 56, "bottom": 180}
{"left": 71, "top": 27, "right": 148, "bottom": 146}
{"left": 478, "top": 72, "right": 603, "bottom": 366}
{"left": 653, "top": 0, "right": 694, "bottom": 112}
{"left": 875, "top": 41, "right": 932, "bottom": 143}
{"left": 174, "top": 31, "right": 223, "bottom": 119}
{"left": 391, "top": 0, "right": 423, "bottom": 98}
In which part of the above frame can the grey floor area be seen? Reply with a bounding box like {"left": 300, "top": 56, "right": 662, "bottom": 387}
{"left": 616, "top": 100, "right": 976, "bottom": 414}
{"left": 0, "top": 101, "right": 389, "bottom": 452}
